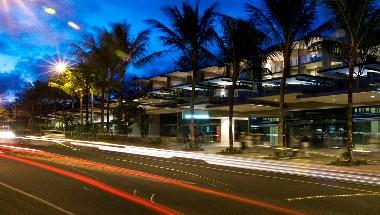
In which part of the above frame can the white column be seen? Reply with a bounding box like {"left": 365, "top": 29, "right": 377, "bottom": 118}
{"left": 220, "top": 118, "right": 231, "bottom": 146}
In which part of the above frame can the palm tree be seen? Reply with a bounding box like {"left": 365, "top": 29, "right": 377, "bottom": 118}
{"left": 84, "top": 31, "right": 116, "bottom": 130}
{"left": 147, "top": 1, "right": 219, "bottom": 149}
{"left": 323, "top": 0, "right": 380, "bottom": 161}
{"left": 71, "top": 37, "right": 101, "bottom": 126}
{"left": 218, "top": 15, "right": 265, "bottom": 151}
{"left": 105, "top": 22, "right": 160, "bottom": 106}
{"left": 246, "top": 0, "right": 322, "bottom": 147}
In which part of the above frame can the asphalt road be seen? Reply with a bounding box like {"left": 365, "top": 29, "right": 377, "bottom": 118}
{"left": 0, "top": 139, "right": 379, "bottom": 215}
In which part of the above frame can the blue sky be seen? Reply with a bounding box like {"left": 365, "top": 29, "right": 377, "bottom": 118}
{"left": 0, "top": 0, "right": 255, "bottom": 100}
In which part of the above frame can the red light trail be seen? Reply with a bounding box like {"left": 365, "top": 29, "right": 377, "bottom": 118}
{"left": 0, "top": 153, "right": 179, "bottom": 215}
{"left": 0, "top": 146, "right": 305, "bottom": 215}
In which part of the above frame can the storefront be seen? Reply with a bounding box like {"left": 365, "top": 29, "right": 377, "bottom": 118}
{"left": 249, "top": 106, "right": 380, "bottom": 148}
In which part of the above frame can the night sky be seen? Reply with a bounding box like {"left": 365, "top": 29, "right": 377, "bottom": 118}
{"left": 0, "top": 0, "right": 347, "bottom": 102}
{"left": 0, "top": 0, "right": 256, "bottom": 100}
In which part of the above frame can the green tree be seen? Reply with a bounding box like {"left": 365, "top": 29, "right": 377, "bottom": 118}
{"left": 49, "top": 71, "right": 85, "bottom": 124}
{"left": 70, "top": 41, "right": 99, "bottom": 126}
{"left": 217, "top": 15, "right": 265, "bottom": 150}
{"left": 147, "top": 1, "right": 219, "bottom": 149}
{"left": 323, "top": 0, "right": 380, "bottom": 161}
{"left": 17, "top": 81, "right": 69, "bottom": 130}
{"left": 0, "top": 107, "right": 9, "bottom": 124}
{"left": 111, "top": 100, "right": 144, "bottom": 134}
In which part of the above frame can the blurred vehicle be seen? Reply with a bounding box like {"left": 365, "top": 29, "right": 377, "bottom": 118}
{"left": 0, "top": 129, "right": 16, "bottom": 144}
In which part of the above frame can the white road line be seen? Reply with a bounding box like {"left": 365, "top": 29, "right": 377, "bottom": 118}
{"left": 0, "top": 181, "right": 75, "bottom": 215}
{"left": 150, "top": 194, "right": 156, "bottom": 203}
{"left": 287, "top": 192, "right": 380, "bottom": 201}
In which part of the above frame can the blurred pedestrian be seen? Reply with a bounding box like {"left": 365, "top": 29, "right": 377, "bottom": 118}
{"left": 240, "top": 132, "right": 247, "bottom": 150}
{"left": 183, "top": 131, "right": 190, "bottom": 149}
{"left": 301, "top": 135, "right": 310, "bottom": 157}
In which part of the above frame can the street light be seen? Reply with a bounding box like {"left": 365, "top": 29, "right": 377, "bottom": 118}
{"left": 54, "top": 62, "right": 68, "bottom": 74}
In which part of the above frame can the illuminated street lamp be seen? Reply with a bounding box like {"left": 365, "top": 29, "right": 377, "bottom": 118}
{"left": 54, "top": 62, "right": 68, "bottom": 74}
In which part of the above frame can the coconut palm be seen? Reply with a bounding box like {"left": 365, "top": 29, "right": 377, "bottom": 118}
{"left": 147, "top": 1, "right": 219, "bottom": 149}
{"left": 105, "top": 22, "right": 161, "bottom": 106}
{"left": 323, "top": 0, "right": 380, "bottom": 161}
{"left": 217, "top": 15, "right": 265, "bottom": 151}
{"left": 70, "top": 42, "right": 97, "bottom": 125}
{"left": 84, "top": 31, "right": 117, "bottom": 130}
{"left": 246, "top": 0, "right": 324, "bottom": 147}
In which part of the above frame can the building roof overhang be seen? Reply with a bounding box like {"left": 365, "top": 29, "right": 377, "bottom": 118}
{"left": 318, "top": 63, "right": 380, "bottom": 78}
{"left": 263, "top": 74, "right": 333, "bottom": 86}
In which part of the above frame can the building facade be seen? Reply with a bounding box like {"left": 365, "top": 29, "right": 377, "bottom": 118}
{"left": 136, "top": 38, "right": 380, "bottom": 148}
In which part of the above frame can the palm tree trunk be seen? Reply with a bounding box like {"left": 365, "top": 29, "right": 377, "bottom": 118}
{"left": 106, "top": 90, "right": 111, "bottom": 133}
{"left": 190, "top": 55, "right": 198, "bottom": 149}
{"left": 90, "top": 89, "right": 94, "bottom": 124}
{"left": 118, "top": 79, "right": 124, "bottom": 106}
{"left": 85, "top": 89, "right": 89, "bottom": 125}
{"left": 229, "top": 61, "right": 239, "bottom": 151}
{"left": 100, "top": 86, "right": 105, "bottom": 131}
{"left": 278, "top": 49, "right": 290, "bottom": 147}
{"left": 71, "top": 98, "right": 75, "bottom": 116}
{"left": 346, "top": 53, "right": 355, "bottom": 161}
{"left": 79, "top": 94, "right": 83, "bottom": 125}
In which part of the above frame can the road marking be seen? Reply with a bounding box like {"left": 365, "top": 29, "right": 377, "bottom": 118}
{"left": 151, "top": 194, "right": 156, "bottom": 203}
{"left": 287, "top": 192, "right": 380, "bottom": 201}
{"left": 83, "top": 186, "right": 91, "bottom": 192}
{"left": 0, "top": 181, "right": 75, "bottom": 215}
{"left": 102, "top": 156, "right": 228, "bottom": 187}
{"left": 175, "top": 179, "right": 197, "bottom": 185}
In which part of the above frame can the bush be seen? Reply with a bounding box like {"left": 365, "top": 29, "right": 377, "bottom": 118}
{"left": 219, "top": 147, "right": 242, "bottom": 154}
{"left": 330, "top": 158, "right": 368, "bottom": 166}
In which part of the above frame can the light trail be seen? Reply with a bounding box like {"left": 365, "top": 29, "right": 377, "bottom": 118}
{"left": 8, "top": 139, "right": 307, "bottom": 215}
{"left": 1, "top": 0, "right": 40, "bottom": 27}
{"left": 20, "top": 136, "right": 380, "bottom": 186}
{"left": 287, "top": 192, "right": 380, "bottom": 201}
{"left": 0, "top": 144, "right": 43, "bottom": 153}
{"left": 73, "top": 142, "right": 380, "bottom": 185}
{"left": 0, "top": 153, "right": 179, "bottom": 215}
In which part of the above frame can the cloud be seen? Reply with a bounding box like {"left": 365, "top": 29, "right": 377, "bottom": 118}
{"left": 0, "top": 0, "right": 254, "bottom": 101}
{"left": 0, "top": 55, "right": 54, "bottom": 99}
{"left": 0, "top": 72, "right": 27, "bottom": 97}
{"left": 12, "top": 56, "right": 52, "bottom": 82}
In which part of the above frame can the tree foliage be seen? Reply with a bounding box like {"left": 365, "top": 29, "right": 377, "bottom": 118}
{"left": 111, "top": 100, "right": 144, "bottom": 134}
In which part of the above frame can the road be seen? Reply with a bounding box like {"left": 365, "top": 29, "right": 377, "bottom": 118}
{"left": 0, "top": 139, "right": 379, "bottom": 215}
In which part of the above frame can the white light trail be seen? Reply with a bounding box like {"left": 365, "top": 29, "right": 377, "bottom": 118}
{"left": 21, "top": 136, "right": 380, "bottom": 186}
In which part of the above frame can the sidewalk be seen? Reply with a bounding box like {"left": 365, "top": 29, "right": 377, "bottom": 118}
{"left": 199, "top": 142, "right": 380, "bottom": 174}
